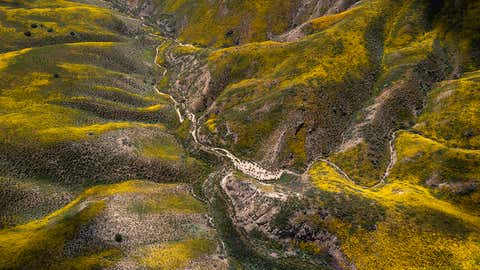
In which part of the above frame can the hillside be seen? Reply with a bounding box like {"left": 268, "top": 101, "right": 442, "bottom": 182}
{"left": 0, "top": 0, "right": 479, "bottom": 269}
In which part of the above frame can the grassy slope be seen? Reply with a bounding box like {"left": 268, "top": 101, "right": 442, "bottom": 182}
{"left": 0, "top": 176, "right": 74, "bottom": 228}
{"left": 391, "top": 71, "right": 480, "bottom": 213}
{"left": 415, "top": 72, "right": 480, "bottom": 150}
{"left": 1, "top": 0, "right": 479, "bottom": 269}
{"left": 204, "top": 0, "right": 379, "bottom": 158}
{"left": 0, "top": 180, "right": 216, "bottom": 269}
{"left": 0, "top": 0, "right": 123, "bottom": 52}
{"left": 0, "top": 2, "right": 218, "bottom": 268}
{"left": 166, "top": 0, "right": 297, "bottom": 47}
{"left": 0, "top": 0, "right": 170, "bottom": 144}
{"left": 309, "top": 159, "right": 480, "bottom": 269}
{"left": 158, "top": 0, "right": 479, "bottom": 268}
{"left": 329, "top": 0, "right": 442, "bottom": 186}
{"left": 121, "top": 0, "right": 478, "bottom": 182}
{"left": 200, "top": 0, "right": 387, "bottom": 169}
{"left": 304, "top": 71, "right": 480, "bottom": 269}
{"left": 0, "top": 0, "right": 207, "bottom": 187}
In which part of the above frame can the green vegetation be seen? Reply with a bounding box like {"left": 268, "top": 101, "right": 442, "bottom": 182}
{"left": 137, "top": 238, "right": 216, "bottom": 269}
{"left": 0, "top": 2, "right": 215, "bottom": 266}
{"left": 0, "top": 194, "right": 108, "bottom": 269}
{"left": 0, "top": 0, "right": 123, "bottom": 52}
{"left": 0, "top": 42, "right": 167, "bottom": 145}
{"left": 1, "top": 0, "right": 479, "bottom": 269}
{"left": 0, "top": 180, "right": 212, "bottom": 269}
{"left": 330, "top": 141, "right": 384, "bottom": 187}
{"left": 331, "top": 0, "right": 480, "bottom": 185}
{"left": 200, "top": 0, "right": 386, "bottom": 165}
{"left": 391, "top": 130, "right": 480, "bottom": 213}
{"left": 137, "top": 133, "right": 185, "bottom": 161}
{"left": 122, "top": 0, "right": 299, "bottom": 47}
{"left": 386, "top": 71, "right": 480, "bottom": 213}
{"left": 415, "top": 71, "right": 480, "bottom": 149}
{"left": 127, "top": 192, "right": 207, "bottom": 215}
{"left": 309, "top": 161, "right": 480, "bottom": 269}
{"left": 0, "top": 0, "right": 208, "bottom": 185}
{"left": 184, "top": 0, "right": 480, "bottom": 184}
{"left": 0, "top": 176, "right": 75, "bottom": 227}
{"left": 51, "top": 249, "right": 122, "bottom": 270}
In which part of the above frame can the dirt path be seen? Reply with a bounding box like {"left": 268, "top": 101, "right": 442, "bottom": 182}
{"left": 152, "top": 44, "right": 300, "bottom": 181}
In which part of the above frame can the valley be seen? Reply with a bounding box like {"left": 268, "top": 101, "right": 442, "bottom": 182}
{"left": 0, "top": 0, "right": 479, "bottom": 269}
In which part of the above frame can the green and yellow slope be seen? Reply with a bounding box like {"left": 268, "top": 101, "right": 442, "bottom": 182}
{"left": 0, "top": 180, "right": 221, "bottom": 270}
{"left": 1, "top": 0, "right": 479, "bottom": 269}
{"left": 0, "top": 0, "right": 207, "bottom": 187}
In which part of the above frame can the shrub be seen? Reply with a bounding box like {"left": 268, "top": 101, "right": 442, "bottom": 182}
{"left": 114, "top": 233, "right": 122, "bottom": 242}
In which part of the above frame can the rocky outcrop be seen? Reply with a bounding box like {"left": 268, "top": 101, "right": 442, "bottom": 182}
{"left": 276, "top": 0, "right": 361, "bottom": 42}
{"left": 221, "top": 173, "right": 355, "bottom": 269}
{"left": 154, "top": 40, "right": 213, "bottom": 112}
{"left": 221, "top": 173, "right": 287, "bottom": 234}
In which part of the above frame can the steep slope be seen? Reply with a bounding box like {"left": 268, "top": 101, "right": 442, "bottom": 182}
{"left": 218, "top": 152, "right": 479, "bottom": 269}
{"left": 390, "top": 71, "right": 480, "bottom": 213}
{"left": 331, "top": 0, "right": 479, "bottom": 186}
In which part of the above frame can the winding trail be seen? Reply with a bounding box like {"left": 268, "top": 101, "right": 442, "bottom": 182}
{"left": 376, "top": 131, "right": 399, "bottom": 188}
{"left": 153, "top": 85, "right": 184, "bottom": 123}
{"left": 152, "top": 41, "right": 398, "bottom": 186}
{"left": 312, "top": 131, "right": 399, "bottom": 189}
{"left": 153, "top": 45, "right": 298, "bottom": 181}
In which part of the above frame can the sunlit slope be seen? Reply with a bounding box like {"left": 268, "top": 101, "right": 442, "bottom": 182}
{"left": 0, "top": 0, "right": 478, "bottom": 269}
{"left": 415, "top": 71, "right": 480, "bottom": 150}
{"left": 146, "top": 0, "right": 479, "bottom": 184}
{"left": 0, "top": 180, "right": 224, "bottom": 270}
{"left": 0, "top": 0, "right": 124, "bottom": 51}
{"left": 308, "top": 160, "right": 480, "bottom": 269}
{"left": 0, "top": 0, "right": 206, "bottom": 185}
{"left": 145, "top": 2, "right": 480, "bottom": 267}
{"left": 0, "top": 3, "right": 216, "bottom": 266}
{"left": 330, "top": 0, "right": 480, "bottom": 186}
{"left": 390, "top": 71, "right": 480, "bottom": 213}
{"left": 197, "top": 0, "right": 389, "bottom": 170}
